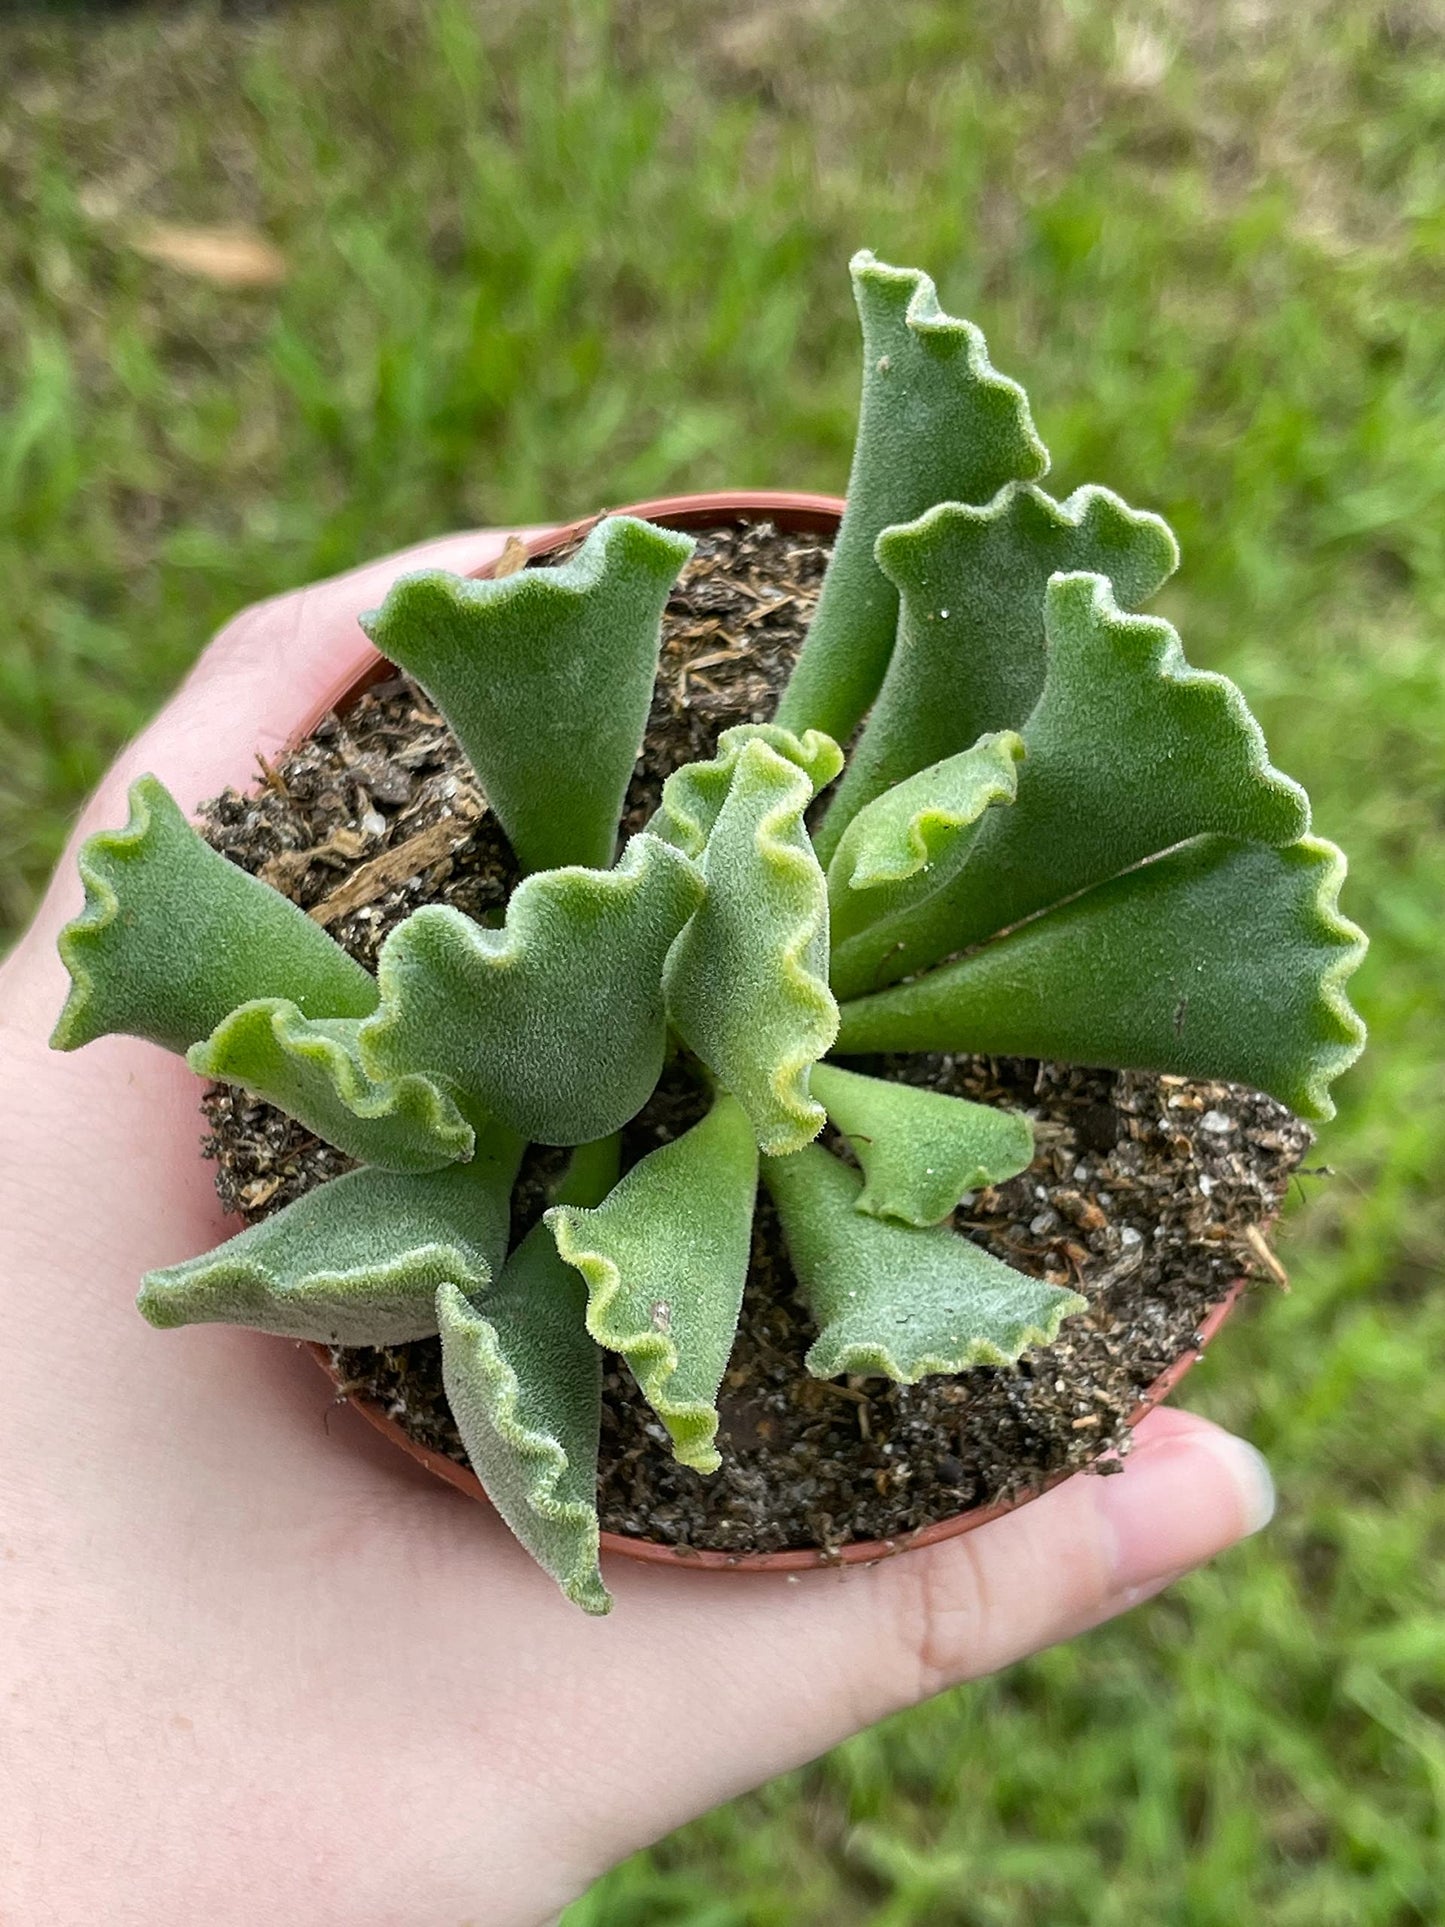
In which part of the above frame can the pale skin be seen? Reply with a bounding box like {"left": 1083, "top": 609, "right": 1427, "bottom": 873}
{"left": 0, "top": 530, "right": 1277, "bottom": 1926}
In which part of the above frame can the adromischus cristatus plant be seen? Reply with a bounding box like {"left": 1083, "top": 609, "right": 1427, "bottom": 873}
{"left": 52, "top": 252, "right": 1367, "bottom": 1613}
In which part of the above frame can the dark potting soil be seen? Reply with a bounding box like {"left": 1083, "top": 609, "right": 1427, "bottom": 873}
{"left": 197, "top": 518, "right": 1312, "bottom": 1554}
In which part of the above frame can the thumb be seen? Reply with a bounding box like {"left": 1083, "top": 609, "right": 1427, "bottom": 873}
{"left": 522, "top": 1407, "right": 1274, "bottom": 1903}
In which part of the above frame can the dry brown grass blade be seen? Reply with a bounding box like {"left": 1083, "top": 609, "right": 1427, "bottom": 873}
{"left": 128, "top": 224, "right": 288, "bottom": 288}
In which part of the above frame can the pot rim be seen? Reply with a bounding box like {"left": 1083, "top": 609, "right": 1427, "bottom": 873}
{"left": 294, "top": 486, "right": 1250, "bottom": 1575}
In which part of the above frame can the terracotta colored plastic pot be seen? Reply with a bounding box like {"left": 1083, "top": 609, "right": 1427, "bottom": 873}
{"left": 292, "top": 488, "right": 1249, "bottom": 1573}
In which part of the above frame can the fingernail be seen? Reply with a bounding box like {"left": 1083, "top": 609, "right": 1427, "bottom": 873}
{"left": 1195, "top": 1430, "right": 1276, "bottom": 1537}
{"left": 1095, "top": 1423, "right": 1276, "bottom": 1603}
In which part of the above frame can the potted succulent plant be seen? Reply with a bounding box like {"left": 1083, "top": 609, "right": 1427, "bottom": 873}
{"left": 52, "top": 252, "right": 1366, "bottom": 1614}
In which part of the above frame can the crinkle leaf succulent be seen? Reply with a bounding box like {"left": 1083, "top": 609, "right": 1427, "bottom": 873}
{"left": 764, "top": 1143, "right": 1086, "bottom": 1382}
{"left": 360, "top": 515, "right": 696, "bottom": 873}
{"left": 54, "top": 773, "right": 378, "bottom": 1053}
{"left": 53, "top": 251, "right": 1367, "bottom": 1614}
{"left": 138, "top": 1124, "right": 523, "bottom": 1345}
{"left": 548, "top": 1092, "right": 758, "bottom": 1474}
{"left": 187, "top": 1001, "right": 474, "bottom": 1172}
{"left": 359, "top": 833, "right": 705, "bottom": 1145}
{"left": 657, "top": 726, "right": 842, "bottom": 1155}
{"left": 439, "top": 1138, "right": 619, "bottom": 1615}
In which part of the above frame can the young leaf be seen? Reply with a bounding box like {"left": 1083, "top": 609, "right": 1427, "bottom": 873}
{"left": 52, "top": 774, "right": 377, "bottom": 1055}
{"left": 547, "top": 1093, "right": 759, "bottom": 1473}
{"left": 815, "top": 482, "right": 1179, "bottom": 861}
{"left": 662, "top": 732, "right": 841, "bottom": 1155}
{"left": 653, "top": 723, "right": 844, "bottom": 858}
{"left": 361, "top": 833, "right": 705, "bottom": 1146}
{"left": 360, "top": 516, "right": 695, "bottom": 873}
{"left": 835, "top": 835, "right": 1367, "bottom": 1120}
{"left": 437, "top": 1138, "right": 620, "bottom": 1617}
{"left": 763, "top": 1143, "right": 1084, "bottom": 1382}
{"left": 809, "top": 1061, "right": 1034, "bottom": 1227}
{"left": 826, "top": 732, "right": 1023, "bottom": 1001}
{"left": 137, "top": 1124, "right": 524, "bottom": 1344}
{"left": 187, "top": 1001, "right": 473, "bottom": 1173}
{"left": 776, "top": 251, "right": 1048, "bottom": 744}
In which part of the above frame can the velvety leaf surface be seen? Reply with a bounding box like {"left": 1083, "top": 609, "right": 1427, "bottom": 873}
{"left": 137, "top": 1123, "right": 524, "bottom": 1344}
{"left": 52, "top": 773, "right": 377, "bottom": 1054}
{"left": 826, "top": 732, "right": 1023, "bottom": 1002}
{"left": 361, "top": 833, "right": 705, "bottom": 1145}
{"left": 836, "top": 571, "right": 1313, "bottom": 994}
{"left": 187, "top": 1000, "right": 473, "bottom": 1172}
{"left": 437, "top": 1138, "right": 619, "bottom": 1617}
{"left": 763, "top": 1143, "right": 1084, "bottom": 1382}
{"left": 938, "top": 571, "right": 1310, "bottom": 950}
{"left": 663, "top": 732, "right": 840, "bottom": 1154}
{"left": 835, "top": 835, "right": 1367, "bottom": 1120}
{"left": 360, "top": 515, "right": 695, "bottom": 872}
{"left": 809, "top": 1061, "right": 1035, "bottom": 1226}
{"left": 653, "top": 722, "right": 843, "bottom": 858}
{"left": 816, "top": 482, "right": 1178, "bottom": 860}
{"left": 547, "top": 1094, "right": 758, "bottom": 1472}
{"left": 775, "top": 250, "right": 1048, "bottom": 746}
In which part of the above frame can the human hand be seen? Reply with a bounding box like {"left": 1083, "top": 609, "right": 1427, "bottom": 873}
{"left": 0, "top": 530, "right": 1276, "bottom": 1926}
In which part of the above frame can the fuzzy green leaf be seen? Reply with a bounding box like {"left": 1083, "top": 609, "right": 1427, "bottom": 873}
{"left": 187, "top": 1001, "right": 473, "bottom": 1172}
{"left": 835, "top": 835, "right": 1367, "bottom": 1121}
{"left": 360, "top": 516, "right": 695, "bottom": 873}
{"left": 827, "top": 732, "right": 1023, "bottom": 1001}
{"left": 653, "top": 723, "right": 844, "bottom": 858}
{"left": 52, "top": 774, "right": 377, "bottom": 1054}
{"left": 662, "top": 730, "right": 841, "bottom": 1155}
{"left": 834, "top": 571, "right": 1312, "bottom": 995}
{"left": 548, "top": 1094, "right": 758, "bottom": 1473}
{"left": 938, "top": 572, "right": 1309, "bottom": 949}
{"left": 775, "top": 251, "right": 1048, "bottom": 745}
{"left": 763, "top": 1143, "right": 1084, "bottom": 1382}
{"left": 137, "top": 1124, "right": 524, "bottom": 1344}
{"left": 815, "top": 482, "right": 1179, "bottom": 861}
{"left": 361, "top": 833, "right": 705, "bottom": 1146}
{"left": 437, "top": 1139, "right": 619, "bottom": 1617}
{"left": 809, "top": 1061, "right": 1034, "bottom": 1227}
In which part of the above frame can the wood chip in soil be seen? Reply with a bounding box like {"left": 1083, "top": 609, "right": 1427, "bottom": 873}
{"left": 194, "top": 518, "right": 1312, "bottom": 1556}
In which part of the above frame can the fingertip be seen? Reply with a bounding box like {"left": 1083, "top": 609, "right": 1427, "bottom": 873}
{"left": 1094, "top": 1410, "right": 1275, "bottom": 1605}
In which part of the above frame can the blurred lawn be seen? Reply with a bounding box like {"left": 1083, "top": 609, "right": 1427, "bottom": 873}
{"left": 3, "top": 0, "right": 1443, "bottom": 1919}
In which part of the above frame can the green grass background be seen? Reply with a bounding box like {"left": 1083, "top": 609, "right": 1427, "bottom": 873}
{"left": 3, "top": 1, "right": 1442, "bottom": 1917}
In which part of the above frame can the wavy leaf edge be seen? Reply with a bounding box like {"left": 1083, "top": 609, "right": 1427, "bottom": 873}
{"left": 546, "top": 1206, "right": 725, "bottom": 1475}
{"left": 803, "top": 1285, "right": 1086, "bottom": 1384}
{"left": 1045, "top": 570, "right": 1311, "bottom": 839}
{"left": 51, "top": 774, "right": 165, "bottom": 1050}
{"left": 1289, "top": 832, "right": 1369, "bottom": 1118}
{"left": 360, "top": 512, "right": 693, "bottom": 636}
{"left": 747, "top": 742, "right": 842, "bottom": 1153}
{"left": 872, "top": 480, "right": 1180, "bottom": 595}
{"left": 138, "top": 1234, "right": 490, "bottom": 1344}
{"left": 187, "top": 999, "right": 474, "bottom": 1169}
{"left": 832, "top": 731, "right": 1026, "bottom": 896}
{"left": 655, "top": 722, "right": 843, "bottom": 859}
{"left": 661, "top": 730, "right": 842, "bottom": 1154}
{"left": 851, "top": 250, "right": 1049, "bottom": 473}
{"left": 436, "top": 1280, "right": 610, "bottom": 1615}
